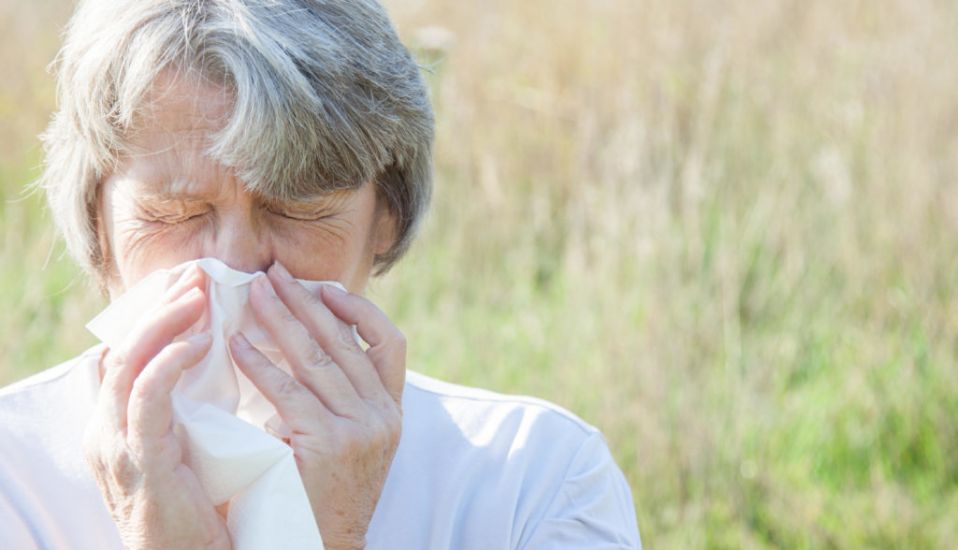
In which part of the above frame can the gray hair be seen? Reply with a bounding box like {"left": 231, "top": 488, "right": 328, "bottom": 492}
{"left": 38, "top": 0, "right": 434, "bottom": 280}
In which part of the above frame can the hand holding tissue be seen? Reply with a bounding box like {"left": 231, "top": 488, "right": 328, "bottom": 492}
{"left": 1, "top": 257, "right": 644, "bottom": 549}
{"left": 85, "top": 258, "right": 355, "bottom": 549}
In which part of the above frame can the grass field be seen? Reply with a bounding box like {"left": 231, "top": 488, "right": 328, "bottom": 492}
{"left": 2, "top": 0, "right": 957, "bottom": 547}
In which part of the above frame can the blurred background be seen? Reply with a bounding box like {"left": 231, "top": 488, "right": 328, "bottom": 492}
{"left": 2, "top": 0, "right": 957, "bottom": 547}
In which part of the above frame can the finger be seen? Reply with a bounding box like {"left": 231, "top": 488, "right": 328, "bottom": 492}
{"left": 100, "top": 287, "right": 207, "bottom": 431}
{"left": 267, "top": 262, "right": 386, "bottom": 403}
{"left": 228, "top": 333, "right": 333, "bottom": 433}
{"left": 127, "top": 332, "right": 212, "bottom": 444}
{"left": 319, "top": 286, "right": 407, "bottom": 405}
{"left": 248, "top": 275, "right": 362, "bottom": 417}
{"left": 160, "top": 263, "right": 207, "bottom": 305}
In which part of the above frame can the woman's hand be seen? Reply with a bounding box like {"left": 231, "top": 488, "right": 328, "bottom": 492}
{"left": 228, "top": 261, "right": 406, "bottom": 550}
{"left": 84, "top": 265, "right": 230, "bottom": 550}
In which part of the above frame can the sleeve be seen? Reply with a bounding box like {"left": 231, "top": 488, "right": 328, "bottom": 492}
{"left": 519, "top": 432, "right": 642, "bottom": 549}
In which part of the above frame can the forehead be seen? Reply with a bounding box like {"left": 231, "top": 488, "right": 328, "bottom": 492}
{"left": 131, "top": 69, "right": 233, "bottom": 138}
{"left": 115, "top": 70, "right": 234, "bottom": 196}
{"left": 113, "top": 67, "right": 361, "bottom": 203}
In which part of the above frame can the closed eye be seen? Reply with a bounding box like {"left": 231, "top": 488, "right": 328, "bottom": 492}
{"left": 266, "top": 205, "right": 334, "bottom": 222}
{"left": 146, "top": 211, "right": 209, "bottom": 225}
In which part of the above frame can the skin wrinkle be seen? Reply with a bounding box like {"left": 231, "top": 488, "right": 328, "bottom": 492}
{"left": 37, "top": 4, "right": 430, "bottom": 546}
{"left": 40, "top": 0, "right": 433, "bottom": 284}
{"left": 100, "top": 70, "right": 395, "bottom": 296}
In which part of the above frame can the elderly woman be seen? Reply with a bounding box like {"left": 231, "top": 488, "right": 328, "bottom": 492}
{"left": 0, "top": 0, "right": 640, "bottom": 548}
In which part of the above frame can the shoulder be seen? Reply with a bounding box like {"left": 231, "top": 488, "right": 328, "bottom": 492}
{"left": 0, "top": 345, "right": 103, "bottom": 472}
{"left": 378, "top": 371, "right": 641, "bottom": 549}
{"left": 399, "top": 370, "right": 602, "bottom": 472}
{"left": 0, "top": 345, "right": 103, "bottom": 428}
{"left": 403, "top": 370, "right": 599, "bottom": 440}
{"left": 0, "top": 344, "right": 105, "bottom": 395}
{"left": 0, "top": 346, "right": 119, "bottom": 548}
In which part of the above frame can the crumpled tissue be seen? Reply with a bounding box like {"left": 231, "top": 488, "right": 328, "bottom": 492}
{"left": 86, "top": 257, "right": 331, "bottom": 549}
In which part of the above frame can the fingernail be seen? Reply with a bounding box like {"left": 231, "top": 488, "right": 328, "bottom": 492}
{"left": 231, "top": 332, "right": 251, "bottom": 350}
{"left": 272, "top": 261, "right": 293, "bottom": 283}
{"left": 164, "top": 265, "right": 200, "bottom": 300}
{"left": 183, "top": 287, "right": 202, "bottom": 300}
{"left": 254, "top": 275, "right": 276, "bottom": 296}
{"left": 323, "top": 284, "right": 347, "bottom": 297}
{"left": 179, "top": 264, "right": 202, "bottom": 287}
{"left": 188, "top": 332, "right": 211, "bottom": 346}
{"left": 176, "top": 263, "right": 195, "bottom": 279}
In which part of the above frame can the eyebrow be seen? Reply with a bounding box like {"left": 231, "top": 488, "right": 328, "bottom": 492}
{"left": 127, "top": 177, "right": 348, "bottom": 211}
{"left": 258, "top": 190, "right": 349, "bottom": 211}
{"left": 125, "top": 179, "right": 213, "bottom": 202}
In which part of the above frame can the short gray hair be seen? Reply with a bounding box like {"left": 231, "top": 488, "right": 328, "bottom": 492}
{"left": 39, "top": 0, "right": 434, "bottom": 281}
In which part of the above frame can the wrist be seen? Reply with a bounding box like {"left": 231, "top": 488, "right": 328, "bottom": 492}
{"left": 323, "top": 532, "right": 366, "bottom": 550}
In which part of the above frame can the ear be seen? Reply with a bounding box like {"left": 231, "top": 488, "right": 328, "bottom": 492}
{"left": 372, "top": 197, "right": 400, "bottom": 257}
{"left": 93, "top": 179, "right": 120, "bottom": 297}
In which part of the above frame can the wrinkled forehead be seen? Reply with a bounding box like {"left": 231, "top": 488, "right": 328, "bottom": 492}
{"left": 127, "top": 69, "right": 233, "bottom": 141}
{"left": 113, "top": 70, "right": 234, "bottom": 198}
{"left": 118, "top": 69, "right": 230, "bottom": 178}
{"left": 115, "top": 68, "right": 359, "bottom": 203}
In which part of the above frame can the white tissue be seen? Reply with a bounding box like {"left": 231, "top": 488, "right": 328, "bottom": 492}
{"left": 86, "top": 258, "right": 328, "bottom": 550}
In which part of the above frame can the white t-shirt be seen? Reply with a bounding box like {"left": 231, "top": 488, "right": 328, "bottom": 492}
{"left": 0, "top": 345, "right": 641, "bottom": 549}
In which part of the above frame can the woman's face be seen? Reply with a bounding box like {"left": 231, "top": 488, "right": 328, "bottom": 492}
{"left": 98, "top": 72, "right": 396, "bottom": 298}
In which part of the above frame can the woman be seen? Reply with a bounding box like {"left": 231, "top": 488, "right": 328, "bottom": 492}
{"left": 0, "top": 0, "right": 640, "bottom": 548}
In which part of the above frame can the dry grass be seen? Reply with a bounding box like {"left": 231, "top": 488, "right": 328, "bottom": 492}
{"left": 2, "top": 0, "right": 957, "bottom": 547}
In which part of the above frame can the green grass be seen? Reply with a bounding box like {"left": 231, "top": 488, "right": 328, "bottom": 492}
{"left": 2, "top": 0, "right": 957, "bottom": 547}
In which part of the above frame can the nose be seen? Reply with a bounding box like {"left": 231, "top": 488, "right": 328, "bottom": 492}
{"left": 205, "top": 206, "right": 273, "bottom": 274}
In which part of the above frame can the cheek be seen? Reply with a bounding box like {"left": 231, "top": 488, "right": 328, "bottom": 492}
{"left": 104, "top": 183, "right": 378, "bottom": 288}
{"left": 273, "top": 218, "right": 370, "bottom": 280}
{"left": 113, "top": 215, "right": 371, "bottom": 282}
{"left": 101, "top": 183, "right": 207, "bottom": 284}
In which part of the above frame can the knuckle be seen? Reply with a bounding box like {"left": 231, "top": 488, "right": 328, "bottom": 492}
{"left": 306, "top": 344, "right": 335, "bottom": 369}
{"left": 107, "top": 438, "right": 129, "bottom": 464}
{"left": 129, "top": 376, "right": 153, "bottom": 405}
{"left": 302, "top": 289, "right": 324, "bottom": 308}
{"left": 336, "top": 325, "right": 360, "bottom": 351}
{"left": 111, "top": 456, "right": 138, "bottom": 488}
{"left": 277, "top": 376, "right": 304, "bottom": 397}
{"left": 107, "top": 442, "right": 139, "bottom": 487}
{"left": 152, "top": 341, "right": 179, "bottom": 362}
{"left": 279, "top": 307, "right": 299, "bottom": 326}
{"left": 157, "top": 433, "right": 183, "bottom": 464}
{"left": 266, "top": 287, "right": 286, "bottom": 307}
{"left": 106, "top": 348, "right": 130, "bottom": 371}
